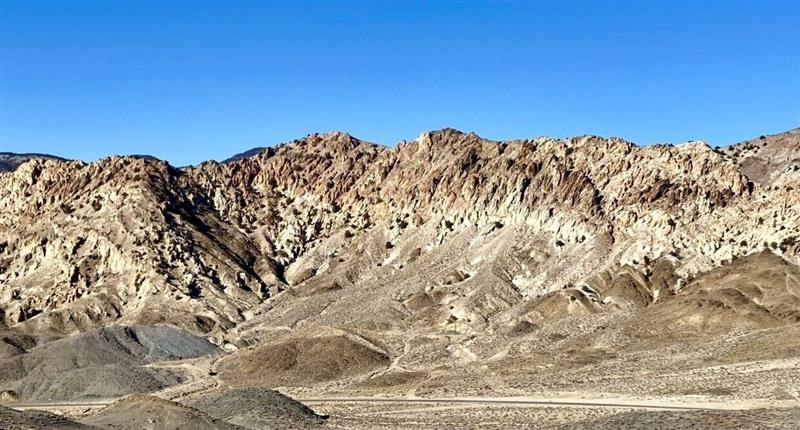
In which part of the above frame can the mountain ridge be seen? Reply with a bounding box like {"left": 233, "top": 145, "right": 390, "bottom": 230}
{"left": 5, "top": 126, "right": 798, "bottom": 171}
{"left": 0, "top": 128, "right": 797, "bottom": 341}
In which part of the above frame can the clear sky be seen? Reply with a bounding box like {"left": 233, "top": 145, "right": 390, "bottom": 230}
{"left": 1, "top": 1, "right": 798, "bottom": 166}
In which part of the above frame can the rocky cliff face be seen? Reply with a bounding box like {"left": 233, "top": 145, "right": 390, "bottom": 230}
{"left": 0, "top": 128, "right": 798, "bottom": 340}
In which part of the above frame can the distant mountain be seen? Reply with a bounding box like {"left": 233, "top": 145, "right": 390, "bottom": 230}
{"left": 0, "top": 152, "right": 66, "bottom": 172}
{"left": 222, "top": 147, "right": 267, "bottom": 163}
{"left": 129, "top": 154, "right": 163, "bottom": 162}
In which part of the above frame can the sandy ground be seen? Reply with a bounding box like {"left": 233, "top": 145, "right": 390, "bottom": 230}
{"left": 6, "top": 348, "right": 799, "bottom": 429}
{"left": 308, "top": 401, "right": 800, "bottom": 430}
{"left": 11, "top": 393, "right": 797, "bottom": 429}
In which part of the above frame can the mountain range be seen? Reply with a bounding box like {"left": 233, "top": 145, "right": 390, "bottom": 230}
{"left": 0, "top": 127, "right": 799, "bottom": 428}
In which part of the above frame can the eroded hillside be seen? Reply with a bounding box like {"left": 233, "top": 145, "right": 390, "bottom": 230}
{"left": 0, "top": 129, "right": 798, "bottom": 345}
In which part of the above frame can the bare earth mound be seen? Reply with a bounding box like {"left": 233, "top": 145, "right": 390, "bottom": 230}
{"left": 635, "top": 251, "right": 800, "bottom": 336}
{"left": 82, "top": 395, "right": 242, "bottom": 430}
{"left": 188, "top": 387, "right": 326, "bottom": 429}
{"left": 0, "top": 404, "right": 93, "bottom": 430}
{"left": 220, "top": 334, "right": 389, "bottom": 387}
{"left": 0, "top": 325, "right": 219, "bottom": 401}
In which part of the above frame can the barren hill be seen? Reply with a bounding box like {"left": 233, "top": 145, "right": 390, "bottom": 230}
{"left": 0, "top": 325, "right": 219, "bottom": 401}
{"left": 82, "top": 395, "right": 245, "bottom": 430}
{"left": 1, "top": 128, "right": 800, "bottom": 428}
{"left": 1, "top": 128, "right": 797, "bottom": 340}
{"left": 720, "top": 128, "right": 800, "bottom": 185}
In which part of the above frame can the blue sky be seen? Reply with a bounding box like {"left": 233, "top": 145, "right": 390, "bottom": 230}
{"left": 1, "top": 1, "right": 798, "bottom": 166}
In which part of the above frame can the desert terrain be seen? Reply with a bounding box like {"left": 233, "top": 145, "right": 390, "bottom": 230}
{"left": 0, "top": 128, "right": 798, "bottom": 429}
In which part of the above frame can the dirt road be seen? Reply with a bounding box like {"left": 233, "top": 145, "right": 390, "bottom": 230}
{"left": 11, "top": 394, "right": 789, "bottom": 414}
{"left": 295, "top": 396, "right": 789, "bottom": 411}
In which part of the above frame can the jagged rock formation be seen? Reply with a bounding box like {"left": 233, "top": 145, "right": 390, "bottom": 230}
{"left": 0, "top": 128, "right": 798, "bottom": 346}
{"left": 0, "top": 158, "right": 268, "bottom": 335}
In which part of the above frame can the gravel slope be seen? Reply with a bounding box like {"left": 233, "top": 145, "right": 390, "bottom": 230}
{"left": 82, "top": 395, "right": 243, "bottom": 430}
{"left": 0, "top": 404, "right": 94, "bottom": 430}
{"left": 188, "top": 388, "right": 326, "bottom": 429}
{"left": 0, "top": 326, "right": 219, "bottom": 401}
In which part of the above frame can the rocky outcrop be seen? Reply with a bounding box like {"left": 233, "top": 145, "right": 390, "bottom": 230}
{"left": 0, "top": 128, "right": 798, "bottom": 338}
{"left": 0, "top": 158, "right": 267, "bottom": 336}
